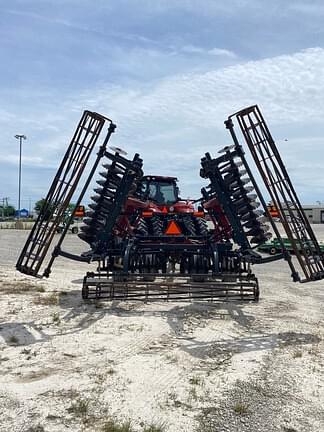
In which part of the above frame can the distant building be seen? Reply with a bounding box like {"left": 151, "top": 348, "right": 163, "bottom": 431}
{"left": 301, "top": 205, "right": 324, "bottom": 224}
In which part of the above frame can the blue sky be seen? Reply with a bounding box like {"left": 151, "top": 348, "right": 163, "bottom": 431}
{"left": 1, "top": 0, "right": 324, "bottom": 210}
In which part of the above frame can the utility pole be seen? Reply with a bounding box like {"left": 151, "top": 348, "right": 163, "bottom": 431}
{"left": 14, "top": 134, "right": 27, "bottom": 219}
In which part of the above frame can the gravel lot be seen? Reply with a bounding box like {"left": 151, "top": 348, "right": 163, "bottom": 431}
{"left": 0, "top": 228, "right": 323, "bottom": 431}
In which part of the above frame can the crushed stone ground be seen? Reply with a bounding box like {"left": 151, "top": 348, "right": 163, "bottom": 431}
{"left": 0, "top": 228, "right": 323, "bottom": 432}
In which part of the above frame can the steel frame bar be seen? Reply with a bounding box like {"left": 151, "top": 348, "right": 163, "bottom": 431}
{"left": 16, "top": 111, "right": 109, "bottom": 277}
{"left": 232, "top": 105, "right": 324, "bottom": 282}
{"left": 225, "top": 116, "right": 299, "bottom": 281}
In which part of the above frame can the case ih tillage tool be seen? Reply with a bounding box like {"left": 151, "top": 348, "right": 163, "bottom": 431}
{"left": 16, "top": 106, "right": 324, "bottom": 301}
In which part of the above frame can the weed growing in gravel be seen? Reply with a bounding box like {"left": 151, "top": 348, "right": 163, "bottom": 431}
{"left": 165, "top": 353, "right": 178, "bottom": 363}
{"left": 8, "top": 335, "right": 19, "bottom": 345}
{"left": 26, "top": 425, "right": 45, "bottom": 432}
{"left": 164, "top": 391, "right": 183, "bottom": 408}
{"left": 188, "top": 386, "right": 198, "bottom": 402}
{"left": 94, "top": 372, "right": 106, "bottom": 385}
{"left": 33, "top": 292, "right": 58, "bottom": 306}
{"left": 101, "top": 419, "right": 133, "bottom": 432}
{"left": 233, "top": 401, "right": 250, "bottom": 415}
{"left": 308, "top": 344, "right": 320, "bottom": 356}
{"left": 36, "top": 286, "right": 45, "bottom": 293}
{"left": 51, "top": 312, "right": 60, "bottom": 324}
{"left": 292, "top": 350, "right": 303, "bottom": 358}
{"left": 0, "top": 281, "right": 45, "bottom": 294}
{"left": 143, "top": 422, "right": 167, "bottom": 432}
{"left": 101, "top": 420, "right": 166, "bottom": 432}
{"left": 189, "top": 376, "right": 203, "bottom": 386}
{"left": 67, "top": 397, "right": 90, "bottom": 421}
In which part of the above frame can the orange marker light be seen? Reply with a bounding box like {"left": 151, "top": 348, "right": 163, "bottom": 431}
{"left": 162, "top": 207, "right": 168, "bottom": 214}
{"left": 193, "top": 211, "right": 205, "bottom": 217}
{"left": 142, "top": 211, "right": 153, "bottom": 217}
{"left": 165, "top": 220, "right": 182, "bottom": 235}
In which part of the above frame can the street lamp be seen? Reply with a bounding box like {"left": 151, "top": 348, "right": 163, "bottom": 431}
{"left": 14, "top": 134, "right": 27, "bottom": 219}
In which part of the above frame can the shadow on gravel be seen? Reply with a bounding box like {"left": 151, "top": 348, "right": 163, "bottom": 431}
{"left": 5, "top": 290, "right": 316, "bottom": 354}
{"left": 0, "top": 289, "right": 257, "bottom": 346}
{"left": 181, "top": 331, "right": 321, "bottom": 359}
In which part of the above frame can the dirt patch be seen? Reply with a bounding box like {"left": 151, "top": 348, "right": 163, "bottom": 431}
{"left": 0, "top": 279, "right": 45, "bottom": 294}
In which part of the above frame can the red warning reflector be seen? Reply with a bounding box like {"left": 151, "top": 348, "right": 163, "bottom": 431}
{"left": 162, "top": 206, "right": 168, "bottom": 214}
{"left": 165, "top": 220, "right": 182, "bottom": 235}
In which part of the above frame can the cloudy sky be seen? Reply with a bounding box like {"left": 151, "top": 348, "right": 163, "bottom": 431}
{"left": 1, "top": 0, "right": 324, "bottom": 211}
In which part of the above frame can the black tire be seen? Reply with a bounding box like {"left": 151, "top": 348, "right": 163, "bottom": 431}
{"left": 151, "top": 216, "right": 163, "bottom": 236}
{"left": 71, "top": 226, "right": 78, "bottom": 234}
{"left": 136, "top": 218, "right": 149, "bottom": 236}
{"left": 269, "top": 247, "right": 277, "bottom": 255}
{"left": 195, "top": 217, "right": 208, "bottom": 236}
{"left": 183, "top": 215, "right": 196, "bottom": 236}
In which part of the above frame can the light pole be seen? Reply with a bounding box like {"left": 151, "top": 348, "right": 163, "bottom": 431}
{"left": 14, "top": 134, "right": 27, "bottom": 219}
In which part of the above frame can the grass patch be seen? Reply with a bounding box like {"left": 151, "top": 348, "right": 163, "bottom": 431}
{"left": 67, "top": 397, "right": 90, "bottom": 420}
{"left": 292, "top": 350, "right": 303, "bottom": 358}
{"left": 26, "top": 425, "right": 45, "bottom": 432}
{"left": 36, "top": 286, "right": 45, "bottom": 293}
{"left": 233, "top": 401, "right": 250, "bottom": 415}
{"left": 102, "top": 419, "right": 133, "bottom": 432}
{"left": 0, "top": 281, "right": 45, "bottom": 294}
{"left": 33, "top": 292, "right": 58, "bottom": 306}
{"left": 143, "top": 422, "right": 167, "bottom": 432}
{"left": 188, "top": 386, "right": 198, "bottom": 402}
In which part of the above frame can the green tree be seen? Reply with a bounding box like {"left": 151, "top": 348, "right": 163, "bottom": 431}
{"left": 34, "top": 199, "right": 76, "bottom": 221}
{"left": 0, "top": 205, "right": 15, "bottom": 217}
{"left": 34, "top": 198, "right": 54, "bottom": 220}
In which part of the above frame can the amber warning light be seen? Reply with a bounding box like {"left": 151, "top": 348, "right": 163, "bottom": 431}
{"left": 74, "top": 205, "right": 85, "bottom": 217}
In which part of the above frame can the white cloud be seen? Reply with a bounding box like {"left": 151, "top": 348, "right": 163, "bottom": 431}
{"left": 208, "top": 48, "right": 237, "bottom": 58}
{"left": 181, "top": 45, "right": 237, "bottom": 59}
{"left": 81, "top": 47, "right": 324, "bottom": 131}
{"left": 72, "top": 47, "right": 324, "bottom": 201}
{"left": 2, "top": 47, "right": 324, "bottom": 204}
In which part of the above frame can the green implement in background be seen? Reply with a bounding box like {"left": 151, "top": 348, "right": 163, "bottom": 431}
{"left": 258, "top": 237, "right": 324, "bottom": 256}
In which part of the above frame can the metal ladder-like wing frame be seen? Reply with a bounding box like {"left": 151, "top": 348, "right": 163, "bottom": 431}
{"left": 229, "top": 105, "right": 324, "bottom": 282}
{"left": 16, "top": 110, "right": 115, "bottom": 277}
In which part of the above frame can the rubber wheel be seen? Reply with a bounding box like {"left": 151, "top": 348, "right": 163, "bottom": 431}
{"left": 269, "top": 247, "right": 277, "bottom": 255}
{"left": 71, "top": 226, "right": 79, "bottom": 234}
